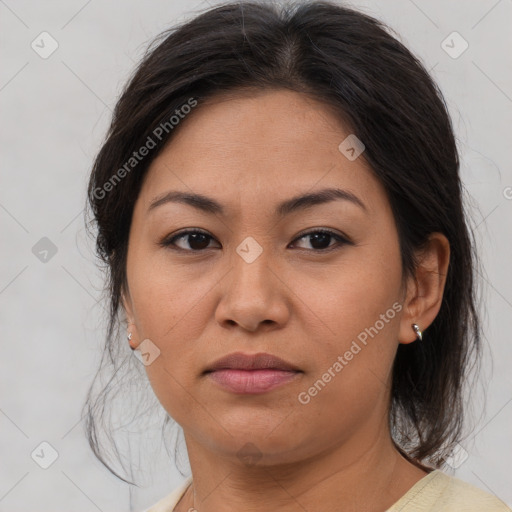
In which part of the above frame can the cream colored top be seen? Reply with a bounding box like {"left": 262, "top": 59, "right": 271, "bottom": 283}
{"left": 142, "top": 470, "right": 511, "bottom": 512}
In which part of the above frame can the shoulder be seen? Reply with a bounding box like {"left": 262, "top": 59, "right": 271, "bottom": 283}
{"left": 388, "top": 470, "right": 511, "bottom": 512}
{"left": 140, "top": 476, "right": 193, "bottom": 512}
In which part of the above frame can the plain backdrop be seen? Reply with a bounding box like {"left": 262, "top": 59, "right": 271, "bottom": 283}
{"left": 1, "top": 0, "right": 511, "bottom": 510}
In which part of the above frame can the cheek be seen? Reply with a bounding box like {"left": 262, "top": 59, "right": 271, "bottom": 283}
{"left": 126, "top": 250, "right": 216, "bottom": 408}
{"left": 294, "top": 284, "right": 401, "bottom": 444}
{"left": 307, "top": 235, "right": 402, "bottom": 340}
{"left": 127, "top": 247, "right": 211, "bottom": 340}
{"left": 301, "top": 233, "right": 403, "bottom": 391}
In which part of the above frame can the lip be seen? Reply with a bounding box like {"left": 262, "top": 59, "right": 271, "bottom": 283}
{"left": 207, "top": 369, "right": 301, "bottom": 394}
{"left": 204, "top": 352, "right": 301, "bottom": 372}
{"left": 203, "top": 352, "right": 302, "bottom": 394}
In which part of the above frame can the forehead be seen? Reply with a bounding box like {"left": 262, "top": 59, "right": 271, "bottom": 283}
{"left": 161, "top": 88, "right": 352, "bottom": 159}
{"left": 137, "top": 89, "right": 384, "bottom": 217}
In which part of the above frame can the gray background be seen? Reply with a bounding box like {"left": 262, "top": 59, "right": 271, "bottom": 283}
{"left": 1, "top": 0, "right": 511, "bottom": 510}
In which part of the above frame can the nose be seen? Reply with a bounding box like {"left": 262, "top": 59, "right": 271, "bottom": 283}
{"left": 214, "top": 244, "right": 290, "bottom": 333}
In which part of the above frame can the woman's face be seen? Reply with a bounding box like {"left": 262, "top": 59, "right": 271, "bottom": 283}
{"left": 123, "top": 89, "right": 418, "bottom": 465}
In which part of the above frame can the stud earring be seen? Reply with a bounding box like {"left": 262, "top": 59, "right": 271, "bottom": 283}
{"left": 412, "top": 323, "right": 422, "bottom": 341}
{"left": 127, "top": 331, "right": 136, "bottom": 350}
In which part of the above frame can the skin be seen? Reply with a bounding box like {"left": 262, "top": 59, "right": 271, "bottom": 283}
{"left": 122, "top": 89, "right": 450, "bottom": 511}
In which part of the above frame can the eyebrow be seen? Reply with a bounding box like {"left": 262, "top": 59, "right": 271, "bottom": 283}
{"left": 147, "top": 187, "right": 367, "bottom": 216}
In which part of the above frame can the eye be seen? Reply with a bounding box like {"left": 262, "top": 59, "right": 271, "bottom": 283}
{"left": 159, "top": 228, "right": 351, "bottom": 253}
{"left": 159, "top": 229, "right": 219, "bottom": 252}
{"left": 290, "top": 229, "right": 351, "bottom": 252}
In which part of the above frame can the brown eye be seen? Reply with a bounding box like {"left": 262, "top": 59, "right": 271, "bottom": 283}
{"left": 160, "top": 228, "right": 351, "bottom": 253}
{"left": 160, "top": 230, "right": 219, "bottom": 251}
{"left": 291, "top": 229, "right": 350, "bottom": 252}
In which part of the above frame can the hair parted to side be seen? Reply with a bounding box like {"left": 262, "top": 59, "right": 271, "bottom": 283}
{"left": 84, "top": 0, "right": 482, "bottom": 486}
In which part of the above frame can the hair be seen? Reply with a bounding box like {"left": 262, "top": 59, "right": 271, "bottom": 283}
{"left": 84, "top": 0, "right": 482, "bottom": 486}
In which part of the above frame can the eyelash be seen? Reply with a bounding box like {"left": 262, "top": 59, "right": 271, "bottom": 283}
{"left": 159, "top": 228, "right": 351, "bottom": 253}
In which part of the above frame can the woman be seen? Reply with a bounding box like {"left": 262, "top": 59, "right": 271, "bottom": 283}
{"left": 84, "top": 1, "right": 511, "bottom": 510}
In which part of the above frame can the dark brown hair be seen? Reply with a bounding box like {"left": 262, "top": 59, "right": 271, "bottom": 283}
{"left": 84, "top": 0, "right": 482, "bottom": 485}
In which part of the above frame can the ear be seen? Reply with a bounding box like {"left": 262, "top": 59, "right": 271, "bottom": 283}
{"left": 398, "top": 232, "right": 450, "bottom": 344}
{"left": 121, "top": 285, "right": 134, "bottom": 322}
{"left": 121, "top": 285, "right": 141, "bottom": 349}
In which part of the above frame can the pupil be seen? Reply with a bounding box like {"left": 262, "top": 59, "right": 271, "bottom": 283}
{"left": 310, "top": 233, "right": 330, "bottom": 249}
{"left": 190, "top": 233, "right": 210, "bottom": 250}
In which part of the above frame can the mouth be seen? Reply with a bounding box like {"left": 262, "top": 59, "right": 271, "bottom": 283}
{"left": 203, "top": 352, "right": 303, "bottom": 394}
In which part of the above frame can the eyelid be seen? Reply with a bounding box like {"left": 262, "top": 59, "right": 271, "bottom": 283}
{"left": 160, "top": 228, "right": 218, "bottom": 251}
{"left": 292, "top": 227, "right": 351, "bottom": 244}
{"left": 289, "top": 228, "right": 352, "bottom": 252}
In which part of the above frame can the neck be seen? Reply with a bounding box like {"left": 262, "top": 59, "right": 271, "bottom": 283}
{"left": 176, "top": 425, "right": 429, "bottom": 511}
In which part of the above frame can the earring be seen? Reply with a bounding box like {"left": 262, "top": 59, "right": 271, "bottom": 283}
{"left": 412, "top": 323, "right": 422, "bottom": 341}
{"left": 127, "top": 331, "right": 136, "bottom": 350}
